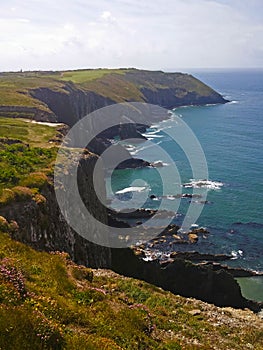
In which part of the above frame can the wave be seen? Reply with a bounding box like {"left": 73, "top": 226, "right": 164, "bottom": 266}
{"left": 166, "top": 195, "right": 176, "bottom": 201}
{"left": 183, "top": 179, "right": 224, "bottom": 190}
{"left": 115, "top": 186, "right": 147, "bottom": 194}
{"left": 228, "top": 100, "right": 239, "bottom": 104}
{"left": 125, "top": 144, "right": 137, "bottom": 151}
{"left": 141, "top": 133, "right": 163, "bottom": 138}
{"left": 130, "top": 141, "right": 163, "bottom": 155}
{"left": 231, "top": 250, "right": 243, "bottom": 260}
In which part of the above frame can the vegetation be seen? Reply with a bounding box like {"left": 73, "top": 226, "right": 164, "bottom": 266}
{"left": 0, "top": 142, "right": 56, "bottom": 190}
{"left": 0, "top": 228, "right": 262, "bottom": 350}
{"left": 59, "top": 68, "right": 126, "bottom": 83}
{"left": 0, "top": 118, "right": 58, "bottom": 209}
{"left": 0, "top": 117, "right": 58, "bottom": 147}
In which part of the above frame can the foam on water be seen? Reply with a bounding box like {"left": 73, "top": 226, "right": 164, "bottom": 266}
{"left": 183, "top": 179, "right": 224, "bottom": 190}
{"left": 115, "top": 186, "right": 147, "bottom": 194}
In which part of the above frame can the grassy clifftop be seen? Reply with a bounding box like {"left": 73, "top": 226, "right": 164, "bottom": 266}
{"left": 0, "top": 225, "right": 262, "bottom": 350}
{"left": 0, "top": 69, "right": 226, "bottom": 123}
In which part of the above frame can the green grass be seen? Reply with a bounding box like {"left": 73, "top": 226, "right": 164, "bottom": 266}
{"left": 59, "top": 69, "right": 126, "bottom": 84}
{"left": 0, "top": 143, "right": 56, "bottom": 191}
{"left": 0, "top": 230, "right": 262, "bottom": 350}
{"left": 0, "top": 69, "right": 127, "bottom": 108}
{"left": 0, "top": 117, "right": 58, "bottom": 147}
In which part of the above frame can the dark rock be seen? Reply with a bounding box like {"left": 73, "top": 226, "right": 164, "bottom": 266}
{"left": 170, "top": 251, "right": 232, "bottom": 262}
{"left": 202, "top": 262, "right": 263, "bottom": 278}
{"left": 117, "top": 158, "right": 150, "bottom": 169}
{"left": 0, "top": 138, "right": 26, "bottom": 146}
{"left": 112, "top": 208, "right": 156, "bottom": 219}
{"left": 111, "top": 247, "right": 262, "bottom": 312}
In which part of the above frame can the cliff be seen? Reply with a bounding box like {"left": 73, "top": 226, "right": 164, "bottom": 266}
{"left": 0, "top": 142, "right": 111, "bottom": 268}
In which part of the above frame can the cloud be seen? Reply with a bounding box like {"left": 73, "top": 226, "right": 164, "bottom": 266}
{"left": 0, "top": 0, "right": 263, "bottom": 71}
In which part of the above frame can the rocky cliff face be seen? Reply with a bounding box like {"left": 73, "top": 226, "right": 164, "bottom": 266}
{"left": 0, "top": 152, "right": 111, "bottom": 268}
{"left": 31, "top": 84, "right": 115, "bottom": 126}
{"left": 111, "top": 248, "right": 262, "bottom": 312}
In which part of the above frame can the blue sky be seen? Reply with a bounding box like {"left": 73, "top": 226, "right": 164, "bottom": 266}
{"left": 1, "top": 0, "right": 263, "bottom": 71}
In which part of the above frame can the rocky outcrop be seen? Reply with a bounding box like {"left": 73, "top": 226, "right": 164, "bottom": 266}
{"left": 140, "top": 87, "right": 226, "bottom": 109}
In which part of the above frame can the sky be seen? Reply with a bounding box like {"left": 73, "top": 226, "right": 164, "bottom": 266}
{"left": 1, "top": 0, "right": 263, "bottom": 71}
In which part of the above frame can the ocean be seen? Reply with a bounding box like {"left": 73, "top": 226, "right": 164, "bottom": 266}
{"left": 107, "top": 69, "right": 263, "bottom": 301}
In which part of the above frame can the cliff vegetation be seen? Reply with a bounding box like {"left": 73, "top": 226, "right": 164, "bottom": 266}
{"left": 0, "top": 226, "right": 262, "bottom": 350}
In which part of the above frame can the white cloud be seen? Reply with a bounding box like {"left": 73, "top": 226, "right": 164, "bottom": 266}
{"left": 0, "top": 0, "right": 263, "bottom": 71}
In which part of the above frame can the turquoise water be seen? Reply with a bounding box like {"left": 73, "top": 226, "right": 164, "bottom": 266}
{"left": 236, "top": 276, "right": 263, "bottom": 303}
{"left": 108, "top": 70, "right": 263, "bottom": 277}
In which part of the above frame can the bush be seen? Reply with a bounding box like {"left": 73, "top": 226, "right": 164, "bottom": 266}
{"left": 21, "top": 172, "right": 49, "bottom": 189}
{"left": 0, "top": 216, "right": 9, "bottom": 231}
{"left": 0, "top": 188, "right": 15, "bottom": 206}
{"left": 34, "top": 193, "right": 47, "bottom": 205}
{"left": 71, "top": 265, "right": 93, "bottom": 282}
{"left": 12, "top": 186, "right": 33, "bottom": 201}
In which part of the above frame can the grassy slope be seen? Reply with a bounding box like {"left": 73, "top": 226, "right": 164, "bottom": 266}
{"left": 0, "top": 118, "right": 58, "bottom": 203}
{"left": 0, "top": 227, "right": 262, "bottom": 350}
{"left": 0, "top": 117, "right": 58, "bottom": 147}
{"left": 0, "top": 69, "right": 127, "bottom": 108}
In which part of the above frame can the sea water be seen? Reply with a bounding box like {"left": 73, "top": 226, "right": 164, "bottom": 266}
{"left": 107, "top": 69, "right": 263, "bottom": 300}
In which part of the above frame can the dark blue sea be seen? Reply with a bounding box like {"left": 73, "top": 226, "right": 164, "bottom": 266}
{"left": 107, "top": 69, "right": 263, "bottom": 300}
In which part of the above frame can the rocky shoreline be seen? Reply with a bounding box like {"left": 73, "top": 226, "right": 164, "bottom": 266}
{"left": 109, "top": 207, "right": 263, "bottom": 312}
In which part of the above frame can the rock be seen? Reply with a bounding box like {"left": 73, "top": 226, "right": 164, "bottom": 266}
{"left": 151, "top": 161, "right": 163, "bottom": 167}
{"left": 117, "top": 158, "right": 151, "bottom": 169}
{"left": 182, "top": 193, "right": 193, "bottom": 198}
{"left": 111, "top": 247, "right": 262, "bottom": 312}
{"left": 170, "top": 252, "right": 232, "bottom": 262}
{"left": 119, "top": 118, "right": 147, "bottom": 141}
{"left": 188, "top": 233, "right": 198, "bottom": 243}
{"left": 202, "top": 262, "right": 263, "bottom": 277}
{"left": 113, "top": 208, "right": 156, "bottom": 219}
{"left": 189, "top": 309, "right": 201, "bottom": 316}
{"left": 0, "top": 138, "right": 25, "bottom": 146}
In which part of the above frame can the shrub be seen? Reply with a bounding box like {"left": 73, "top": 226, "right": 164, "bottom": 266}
{"left": 21, "top": 172, "right": 49, "bottom": 189}
{"left": 0, "top": 188, "right": 15, "bottom": 206}
{"left": 12, "top": 186, "right": 33, "bottom": 201}
{"left": 0, "top": 216, "right": 9, "bottom": 231}
{"left": 0, "top": 260, "right": 27, "bottom": 299}
{"left": 71, "top": 265, "right": 93, "bottom": 282}
{"left": 34, "top": 193, "right": 47, "bottom": 205}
